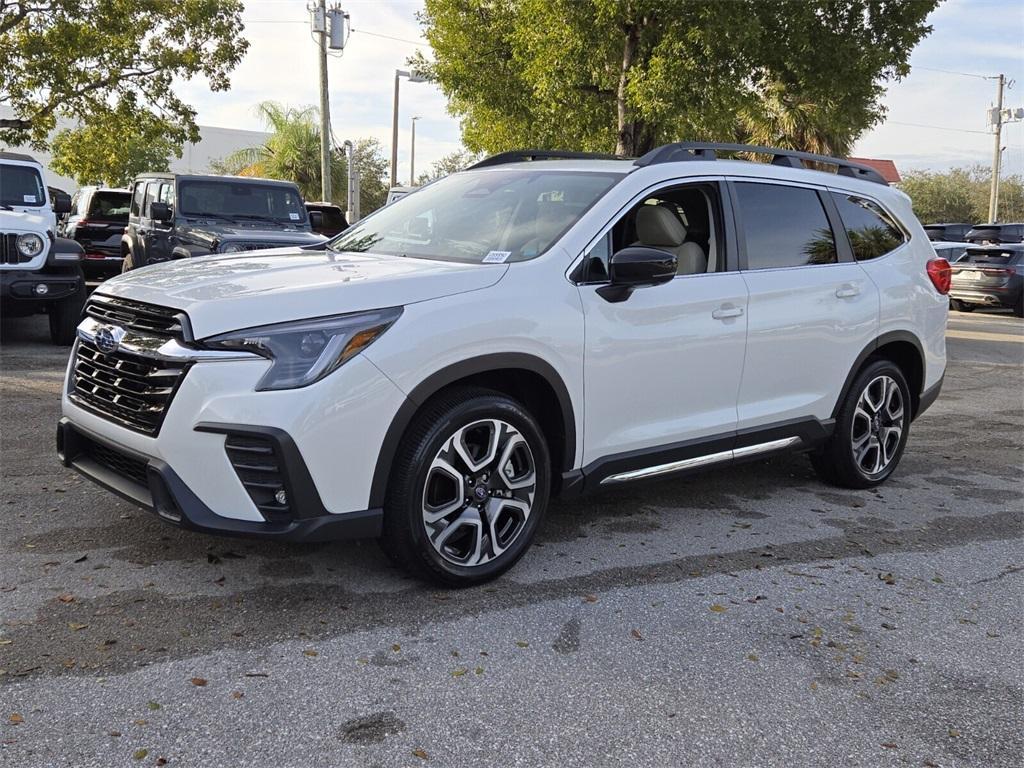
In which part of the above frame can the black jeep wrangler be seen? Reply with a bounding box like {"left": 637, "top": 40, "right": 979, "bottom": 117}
{"left": 121, "top": 173, "right": 326, "bottom": 271}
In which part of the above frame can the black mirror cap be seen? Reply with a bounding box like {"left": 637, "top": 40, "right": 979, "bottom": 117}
{"left": 150, "top": 201, "right": 172, "bottom": 222}
{"left": 308, "top": 210, "right": 324, "bottom": 230}
{"left": 609, "top": 246, "right": 676, "bottom": 285}
{"left": 52, "top": 192, "right": 72, "bottom": 215}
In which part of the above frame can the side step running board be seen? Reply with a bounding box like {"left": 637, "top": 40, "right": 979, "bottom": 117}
{"left": 600, "top": 436, "right": 802, "bottom": 485}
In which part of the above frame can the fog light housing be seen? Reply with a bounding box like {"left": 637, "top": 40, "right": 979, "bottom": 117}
{"left": 34, "top": 283, "right": 49, "bottom": 296}
{"left": 274, "top": 489, "right": 288, "bottom": 505}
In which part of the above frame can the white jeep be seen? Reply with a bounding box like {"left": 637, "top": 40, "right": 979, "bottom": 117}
{"left": 0, "top": 151, "right": 85, "bottom": 344}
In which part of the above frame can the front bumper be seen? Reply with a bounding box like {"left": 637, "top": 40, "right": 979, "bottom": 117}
{"left": 1, "top": 268, "right": 82, "bottom": 307}
{"left": 57, "top": 418, "right": 382, "bottom": 541}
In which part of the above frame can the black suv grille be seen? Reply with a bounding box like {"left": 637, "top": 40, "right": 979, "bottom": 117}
{"left": 70, "top": 297, "right": 191, "bottom": 436}
{"left": 224, "top": 434, "right": 291, "bottom": 521}
{"left": 85, "top": 296, "right": 184, "bottom": 336}
{"left": 0, "top": 233, "right": 31, "bottom": 265}
{"left": 81, "top": 435, "right": 149, "bottom": 487}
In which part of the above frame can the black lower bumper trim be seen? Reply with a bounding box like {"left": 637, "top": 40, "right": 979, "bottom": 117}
{"left": 916, "top": 375, "right": 944, "bottom": 419}
{"left": 57, "top": 418, "right": 382, "bottom": 542}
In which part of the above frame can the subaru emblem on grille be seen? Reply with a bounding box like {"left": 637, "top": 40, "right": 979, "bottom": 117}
{"left": 94, "top": 324, "right": 126, "bottom": 355}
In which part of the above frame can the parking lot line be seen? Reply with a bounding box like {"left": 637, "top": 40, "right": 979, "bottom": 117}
{"left": 946, "top": 329, "right": 1023, "bottom": 343}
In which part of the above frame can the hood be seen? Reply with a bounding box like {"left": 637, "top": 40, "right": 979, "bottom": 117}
{"left": 177, "top": 223, "right": 324, "bottom": 249}
{"left": 95, "top": 249, "right": 508, "bottom": 337}
{"left": 0, "top": 208, "right": 51, "bottom": 234}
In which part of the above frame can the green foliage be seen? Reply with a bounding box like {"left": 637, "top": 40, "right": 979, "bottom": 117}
{"left": 416, "top": 149, "right": 482, "bottom": 185}
{"left": 0, "top": 0, "right": 248, "bottom": 150}
{"left": 215, "top": 102, "right": 391, "bottom": 213}
{"left": 900, "top": 166, "right": 1024, "bottom": 224}
{"left": 415, "top": 0, "right": 939, "bottom": 157}
{"left": 50, "top": 104, "right": 180, "bottom": 187}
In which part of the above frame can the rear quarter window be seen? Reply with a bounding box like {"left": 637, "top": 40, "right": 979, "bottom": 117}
{"left": 830, "top": 192, "right": 906, "bottom": 261}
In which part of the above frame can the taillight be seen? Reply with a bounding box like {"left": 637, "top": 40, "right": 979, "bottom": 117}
{"left": 981, "top": 267, "right": 1015, "bottom": 277}
{"left": 926, "top": 258, "right": 951, "bottom": 294}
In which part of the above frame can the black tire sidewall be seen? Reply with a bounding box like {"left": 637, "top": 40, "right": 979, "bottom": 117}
{"left": 48, "top": 283, "right": 85, "bottom": 346}
{"left": 835, "top": 359, "right": 911, "bottom": 486}
{"left": 386, "top": 392, "right": 551, "bottom": 585}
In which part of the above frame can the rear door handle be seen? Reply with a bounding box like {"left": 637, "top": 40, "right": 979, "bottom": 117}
{"left": 712, "top": 305, "right": 744, "bottom": 320}
{"left": 836, "top": 284, "right": 861, "bottom": 299}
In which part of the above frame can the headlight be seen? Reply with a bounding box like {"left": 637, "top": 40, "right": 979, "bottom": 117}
{"left": 202, "top": 307, "right": 402, "bottom": 391}
{"left": 16, "top": 233, "right": 45, "bottom": 258}
{"left": 219, "top": 242, "right": 246, "bottom": 253}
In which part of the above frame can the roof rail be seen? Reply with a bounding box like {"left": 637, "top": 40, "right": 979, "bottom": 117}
{"left": 467, "top": 150, "right": 629, "bottom": 170}
{"left": 633, "top": 142, "right": 889, "bottom": 186}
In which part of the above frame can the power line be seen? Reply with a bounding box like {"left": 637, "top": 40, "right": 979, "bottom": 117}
{"left": 912, "top": 65, "right": 994, "bottom": 81}
{"left": 887, "top": 120, "right": 991, "bottom": 135}
{"left": 349, "top": 28, "right": 427, "bottom": 46}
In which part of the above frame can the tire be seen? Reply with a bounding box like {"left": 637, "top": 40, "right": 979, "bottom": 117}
{"left": 1014, "top": 294, "right": 1023, "bottom": 318}
{"left": 48, "top": 282, "right": 86, "bottom": 346}
{"left": 121, "top": 246, "right": 136, "bottom": 273}
{"left": 950, "top": 299, "right": 973, "bottom": 313}
{"left": 811, "top": 359, "right": 911, "bottom": 489}
{"left": 380, "top": 386, "right": 551, "bottom": 586}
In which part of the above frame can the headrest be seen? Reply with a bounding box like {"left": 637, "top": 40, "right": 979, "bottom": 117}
{"left": 636, "top": 205, "right": 687, "bottom": 247}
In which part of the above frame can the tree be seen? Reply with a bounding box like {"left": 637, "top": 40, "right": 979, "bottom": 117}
{"left": 215, "top": 102, "right": 392, "bottom": 213}
{"left": 415, "top": 0, "right": 938, "bottom": 157}
{"left": 900, "top": 166, "right": 1024, "bottom": 224}
{"left": 50, "top": 104, "right": 180, "bottom": 187}
{"left": 416, "top": 149, "right": 482, "bottom": 185}
{"left": 0, "top": 0, "right": 248, "bottom": 150}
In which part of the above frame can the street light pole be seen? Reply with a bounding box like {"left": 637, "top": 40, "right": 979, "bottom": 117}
{"left": 390, "top": 69, "right": 427, "bottom": 189}
{"left": 988, "top": 73, "right": 1005, "bottom": 223}
{"left": 410, "top": 116, "right": 421, "bottom": 186}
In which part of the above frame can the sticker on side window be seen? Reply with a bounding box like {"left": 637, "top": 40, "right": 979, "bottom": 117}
{"left": 482, "top": 250, "right": 511, "bottom": 264}
{"left": 289, "top": 212, "right": 300, "bottom": 220}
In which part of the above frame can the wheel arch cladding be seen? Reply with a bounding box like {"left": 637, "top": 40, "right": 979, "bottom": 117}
{"left": 834, "top": 331, "right": 925, "bottom": 420}
{"left": 369, "top": 354, "right": 576, "bottom": 508}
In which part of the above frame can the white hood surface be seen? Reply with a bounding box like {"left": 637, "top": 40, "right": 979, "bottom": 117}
{"left": 96, "top": 249, "right": 508, "bottom": 338}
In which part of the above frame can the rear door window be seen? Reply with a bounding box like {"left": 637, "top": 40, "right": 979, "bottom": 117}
{"left": 734, "top": 182, "right": 837, "bottom": 269}
{"left": 830, "top": 192, "right": 906, "bottom": 260}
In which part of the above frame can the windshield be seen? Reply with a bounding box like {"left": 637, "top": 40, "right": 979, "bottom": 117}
{"left": 329, "top": 169, "right": 624, "bottom": 263}
{"left": 179, "top": 180, "right": 307, "bottom": 224}
{"left": 88, "top": 191, "right": 131, "bottom": 221}
{"left": 0, "top": 164, "right": 46, "bottom": 207}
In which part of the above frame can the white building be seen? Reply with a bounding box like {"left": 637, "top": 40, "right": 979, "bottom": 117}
{"left": 0, "top": 105, "right": 269, "bottom": 193}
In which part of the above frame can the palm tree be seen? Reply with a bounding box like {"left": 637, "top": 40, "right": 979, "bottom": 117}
{"left": 218, "top": 102, "right": 343, "bottom": 201}
{"left": 737, "top": 81, "right": 852, "bottom": 157}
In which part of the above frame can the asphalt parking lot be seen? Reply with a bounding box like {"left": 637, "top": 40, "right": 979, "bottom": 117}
{"left": 1, "top": 308, "right": 1022, "bottom": 768}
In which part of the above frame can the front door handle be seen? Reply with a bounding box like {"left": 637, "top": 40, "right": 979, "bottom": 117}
{"left": 712, "top": 304, "right": 744, "bottom": 320}
{"left": 836, "top": 284, "right": 861, "bottom": 299}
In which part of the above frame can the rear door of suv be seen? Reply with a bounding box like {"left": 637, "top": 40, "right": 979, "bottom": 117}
{"left": 729, "top": 180, "right": 880, "bottom": 432}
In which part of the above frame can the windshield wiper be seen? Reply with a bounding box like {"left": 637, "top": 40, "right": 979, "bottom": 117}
{"left": 185, "top": 212, "right": 236, "bottom": 221}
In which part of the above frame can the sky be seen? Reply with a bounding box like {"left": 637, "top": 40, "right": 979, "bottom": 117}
{"left": 177, "top": 0, "right": 1024, "bottom": 181}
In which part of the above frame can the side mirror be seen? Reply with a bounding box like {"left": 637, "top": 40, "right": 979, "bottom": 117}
{"left": 52, "top": 192, "right": 72, "bottom": 215}
{"left": 150, "top": 201, "right": 172, "bottom": 223}
{"left": 596, "top": 246, "right": 677, "bottom": 303}
{"left": 308, "top": 210, "right": 323, "bottom": 230}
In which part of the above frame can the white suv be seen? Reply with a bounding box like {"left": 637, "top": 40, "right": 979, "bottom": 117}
{"left": 58, "top": 143, "right": 949, "bottom": 585}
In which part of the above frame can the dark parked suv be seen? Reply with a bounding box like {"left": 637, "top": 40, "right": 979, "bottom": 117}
{"left": 949, "top": 244, "right": 1023, "bottom": 316}
{"left": 60, "top": 186, "right": 131, "bottom": 278}
{"left": 924, "top": 222, "right": 973, "bottom": 242}
{"left": 964, "top": 223, "right": 1024, "bottom": 245}
{"left": 121, "top": 174, "right": 326, "bottom": 271}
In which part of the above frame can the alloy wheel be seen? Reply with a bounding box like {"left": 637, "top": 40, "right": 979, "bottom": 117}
{"left": 421, "top": 418, "right": 537, "bottom": 567}
{"left": 851, "top": 375, "right": 904, "bottom": 477}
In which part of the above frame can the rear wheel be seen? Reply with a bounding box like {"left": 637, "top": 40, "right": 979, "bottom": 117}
{"left": 950, "top": 299, "right": 973, "bottom": 313}
{"left": 1014, "top": 293, "right": 1023, "bottom": 318}
{"left": 811, "top": 359, "right": 911, "bottom": 489}
{"left": 380, "top": 386, "right": 551, "bottom": 586}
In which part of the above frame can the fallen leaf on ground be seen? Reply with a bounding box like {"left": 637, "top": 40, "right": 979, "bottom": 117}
{"left": 515, "top": 640, "right": 529, "bottom": 648}
{"left": 73, "top": 555, "right": 87, "bottom": 563}
{"left": 57, "top": 594, "right": 74, "bottom": 603}
{"left": 391, "top": 644, "right": 401, "bottom": 652}
{"left": 746, "top": 654, "right": 759, "bottom": 662}
{"left": 68, "top": 622, "right": 88, "bottom": 631}
{"left": 132, "top": 749, "right": 148, "bottom": 760}
{"left": 302, "top": 649, "right": 318, "bottom": 657}
{"left": 451, "top": 667, "right": 467, "bottom": 677}
{"left": 412, "top": 748, "right": 428, "bottom": 759}
{"left": 631, "top": 629, "right": 644, "bottom": 641}
{"left": 146, "top": 702, "right": 160, "bottom": 711}
{"left": 583, "top": 594, "right": 598, "bottom": 603}
{"left": 881, "top": 742, "right": 897, "bottom": 749}
{"left": 9, "top": 713, "right": 24, "bottom": 725}
{"left": 190, "top": 677, "right": 207, "bottom": 687}
{"left": 231, "top": 691, "right": 244, "bottom": 700}
{"left": 709, "top": 604, "right": 727, "bottom": 613}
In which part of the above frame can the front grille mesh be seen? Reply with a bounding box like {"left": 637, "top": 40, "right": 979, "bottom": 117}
{"left": 70, "top": 297, "right": 189, "bottom": 436}
{"left": 224, "top": 434, "right": 291, "bottom": 521}
{"left": 81, "top": 436, "right": 149, "bottom": 487}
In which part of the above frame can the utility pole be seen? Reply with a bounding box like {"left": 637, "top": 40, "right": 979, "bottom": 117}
{"left": 390, "top": 69, "right": 427, "bottom": 189}
{"left": 314, "top": 0, "right": 332, "bottom": 203}
{"left": 988, "top": 74, "right": 1005, "bottom": 223}
{"left": 410, "top": 116, "right": 420, "bottom": 186}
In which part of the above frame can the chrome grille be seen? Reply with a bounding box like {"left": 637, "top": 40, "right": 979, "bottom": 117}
{"left": 70, "top": 297, "right": 191, "bottom": 435}
{"left": 85, "top": 296, "right": 184, "bottom": 336}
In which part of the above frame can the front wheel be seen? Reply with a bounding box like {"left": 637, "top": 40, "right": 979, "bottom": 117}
{"left": 380, "top": 387, "right": 551, "bottom": 586}
{"left": 48, "top": 283, "right": 86, "bottom": 345}
{"left": 811, "top": 359, "right": 911, "bottom": 489}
